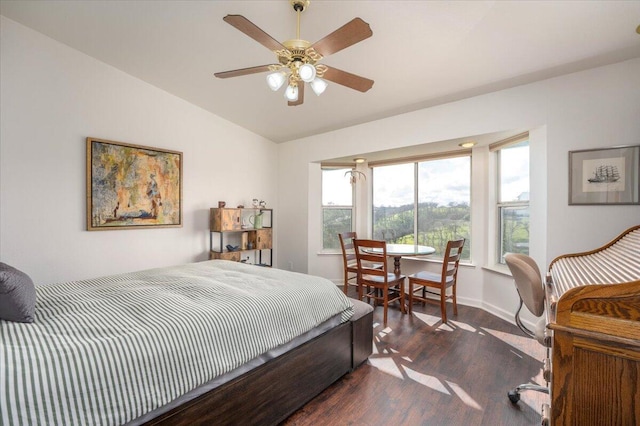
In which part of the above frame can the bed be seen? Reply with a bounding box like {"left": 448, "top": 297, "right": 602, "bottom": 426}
{"left": 0, "top": 260, "right": 373, "bottom": 426}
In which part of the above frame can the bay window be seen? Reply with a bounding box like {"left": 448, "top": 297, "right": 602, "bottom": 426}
{"left": 372, "top": 155, "right": 471, "bottom": 260}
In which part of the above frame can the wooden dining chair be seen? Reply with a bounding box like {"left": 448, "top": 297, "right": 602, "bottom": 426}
{"left": 407, "top": 238, "right": 465, "bottom": 323}
{"left": 353, "top": 239, "right": 406, "bottom": 326}
{"left": 339, "top": 231, "right": 383, "bottom": 295}
{"left": 338, "top": 232, "right": 359, "bottom": 294}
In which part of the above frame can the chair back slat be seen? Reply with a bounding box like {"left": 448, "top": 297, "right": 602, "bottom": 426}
{"left": 441, "top": 238, "right": 465, "bottom": 282}
{"left": 339, "top": 232, "right": 357, "bottom": 265}
{"left": 338, "top": 232, "right": 360, "bottom": 294}
{"left": 353, "top": 239, "right": 390, "bottom": 278}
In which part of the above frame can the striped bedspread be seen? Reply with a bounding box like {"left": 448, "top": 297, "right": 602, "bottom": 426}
{"left": 1, "top": 260, "right": 353, "bottom": 426}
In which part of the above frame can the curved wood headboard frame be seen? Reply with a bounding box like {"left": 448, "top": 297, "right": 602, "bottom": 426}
{"left": 548, "top": 224, "right": 640, "bottom": 271}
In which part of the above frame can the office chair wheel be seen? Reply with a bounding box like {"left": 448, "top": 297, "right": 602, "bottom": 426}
{"left": 507, "top": 390, "right": 521, "bottom": 404}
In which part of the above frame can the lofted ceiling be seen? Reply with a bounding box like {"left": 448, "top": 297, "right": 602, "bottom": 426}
{"left": 2, "top": 1, "right": 640, "bottom": 143}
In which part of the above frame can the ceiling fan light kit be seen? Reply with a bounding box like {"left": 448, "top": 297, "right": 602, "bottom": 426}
{"left": 266, "top": 71, "right": 287, "bottom": 91}
{"left": 214, "top": 0, "right": 374, "bottom": 106}
{"left": 310, "top": 77, "right": 328, "bottom": 96}
{"left": 284, "top": 84, "right": 299, "bottom": 102}
{"left": 298, "top": 63, "right": 317, "bottom": 82}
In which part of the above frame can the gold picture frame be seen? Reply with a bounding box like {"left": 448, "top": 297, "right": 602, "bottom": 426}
{"left": 86, "top": 137, "right": 183, "bottom": 230}
{"left": 569, "top": 145, "right": 640, "bottom": 205}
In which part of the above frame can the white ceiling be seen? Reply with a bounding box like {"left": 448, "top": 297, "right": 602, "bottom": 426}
{"left": 2, "top": 1, "right": 640, "bottom": 143}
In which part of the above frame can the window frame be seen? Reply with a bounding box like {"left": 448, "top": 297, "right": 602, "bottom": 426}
{"left": 492, "top": 133, "right": 530, "bottom": 264}
{"left": 370, "top": 152, "right": 472, "bottom": 261}
{"left": 320, "top": 166, "right": 355, "bottom": 251}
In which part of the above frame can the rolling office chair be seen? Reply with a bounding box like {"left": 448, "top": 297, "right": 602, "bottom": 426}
{"left": 504, "top": 253, "right": 551, "bottom": 404}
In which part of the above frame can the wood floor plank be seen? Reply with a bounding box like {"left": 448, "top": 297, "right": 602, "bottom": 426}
{"left": 283, "top": 289, "right": 548, "bottom": 425}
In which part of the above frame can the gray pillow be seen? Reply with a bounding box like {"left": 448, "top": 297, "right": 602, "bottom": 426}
{"left": 0, "top": 262, "right": 36, "bottom": 323}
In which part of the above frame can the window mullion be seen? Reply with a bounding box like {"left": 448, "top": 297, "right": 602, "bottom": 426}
{"left": 352, "top": 175, "right": 356, "bottom": 230}
{"left": 497, "top": 201, "right": 529, "bottom": 208}
{"left": 414, "top": 162, "right": 419, "bottom": 244}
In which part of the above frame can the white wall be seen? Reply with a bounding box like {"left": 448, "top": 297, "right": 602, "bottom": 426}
{"left": 0, "top": 17, "right": 278, "bottom": 285}
{"left": 278, "top": 58, "right": 640, "bottom": 323}
{"left": 2, "top": 14, "right": 639, "bottom": 321}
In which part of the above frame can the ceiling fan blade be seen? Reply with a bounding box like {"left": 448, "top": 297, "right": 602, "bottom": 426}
{"left": 223, "top": 15, "right": 287, "bottom": 52}
{"left": 214, "top": 64, "right": 279, "bottom": 79}
{"left": 288, "top": 83, "right": 304, "bottom": 106}
{"left": 309, "top": 18, "right": 372, "bottom": 57}
{"left": 322, "top": 66, "right": 374, "bottom": 92}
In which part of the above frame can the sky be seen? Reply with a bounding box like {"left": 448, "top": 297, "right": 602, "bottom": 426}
{"left": 372, "top": 158, "right": 470, "bottom": 207}
{"left": 499, "top": 143, "right": 530, "bottom": 202}
{"left": 322, "top": 168, "right": 354, "bottom": 206}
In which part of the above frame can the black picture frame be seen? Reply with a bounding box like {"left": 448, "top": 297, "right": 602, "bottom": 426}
{"left": 569, "top": 145, "right": 640, "bottom": 205}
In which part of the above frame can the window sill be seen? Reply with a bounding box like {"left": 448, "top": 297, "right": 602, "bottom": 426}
{"left": 402, "top": 256, "right": 476, "bottom": 268}
{"left": 317, "top": 250, "right": 341, "bottom": 256}
{"left": 314, "top": 252, "right": 478, "bottom": 270}
{"left": 482, "top": 263, "right": 512, "bottom": 277}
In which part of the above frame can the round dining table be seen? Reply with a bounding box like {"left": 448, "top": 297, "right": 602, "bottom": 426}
{"left": 366, "top": 243, "right": 436, "bottom": 275}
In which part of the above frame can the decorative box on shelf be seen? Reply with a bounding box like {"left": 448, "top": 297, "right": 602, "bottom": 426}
{"left": 209, "top": 207, "right": 272, "bottom": 266}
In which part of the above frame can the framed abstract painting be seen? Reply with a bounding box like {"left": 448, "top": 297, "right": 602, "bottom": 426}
{"left": 569, "top": 145, "right": 640, "bottom": 205}
{"left": 86, "top": 137, "right": 183, "bottom": 230}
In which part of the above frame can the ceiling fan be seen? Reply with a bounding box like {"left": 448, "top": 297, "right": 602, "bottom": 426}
{"left": 214, "top": 0, "right": 374, "bottom": 106}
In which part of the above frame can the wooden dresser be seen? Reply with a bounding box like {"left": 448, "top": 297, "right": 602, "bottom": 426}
{"left": 548, "top": 280, "right": 640, "bottom": 425}
{"left": 546, "top": 225, "right": 640, "bottom": 425}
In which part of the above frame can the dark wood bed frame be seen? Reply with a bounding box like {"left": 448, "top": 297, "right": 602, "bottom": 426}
{"left": 145, "top": 307, "right": 373, "bottom": 426}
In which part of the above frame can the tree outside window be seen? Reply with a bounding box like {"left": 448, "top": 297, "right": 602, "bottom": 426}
{"left": 322, "top": 168, "right": 354, "bottom": 250}
{"left": 372, "top": 156, "right": 471, "bottom": 260}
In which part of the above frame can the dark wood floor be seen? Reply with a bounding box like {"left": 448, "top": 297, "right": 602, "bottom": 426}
{"left": 284, "top": 288, "right": 548, "bottom": 425}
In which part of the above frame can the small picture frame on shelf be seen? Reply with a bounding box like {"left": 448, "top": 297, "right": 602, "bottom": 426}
{"left": 569, "top": 145, "right": 640, "bottom": 205}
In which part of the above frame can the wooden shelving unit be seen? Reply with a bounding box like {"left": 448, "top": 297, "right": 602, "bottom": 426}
{"left": 209, "top": 207, "right": 272, "bottom": 266}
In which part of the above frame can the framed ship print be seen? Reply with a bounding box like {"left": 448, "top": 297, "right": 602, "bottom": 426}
{"left": 569, "top": 145, "right": 640, "bottom": 205}
{"left": 86, "top": 137, "right": 183, "bottom": 230}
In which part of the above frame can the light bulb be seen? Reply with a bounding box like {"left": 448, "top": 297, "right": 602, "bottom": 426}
{"left": 310, "top": 78, "right": 328, "bottom": 96}
{"left": 266, "top": 72, "right": 286, "bottom": 91}
{"left": 298, "top": 63, "right": 316, "bottom": 83}
{"left": 284, "top": 84, "right": 299, "bottom": 101}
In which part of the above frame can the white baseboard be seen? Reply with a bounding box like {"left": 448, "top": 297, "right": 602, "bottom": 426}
{"left": 329, "top": 282, "right": 537, "bottom": 332}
